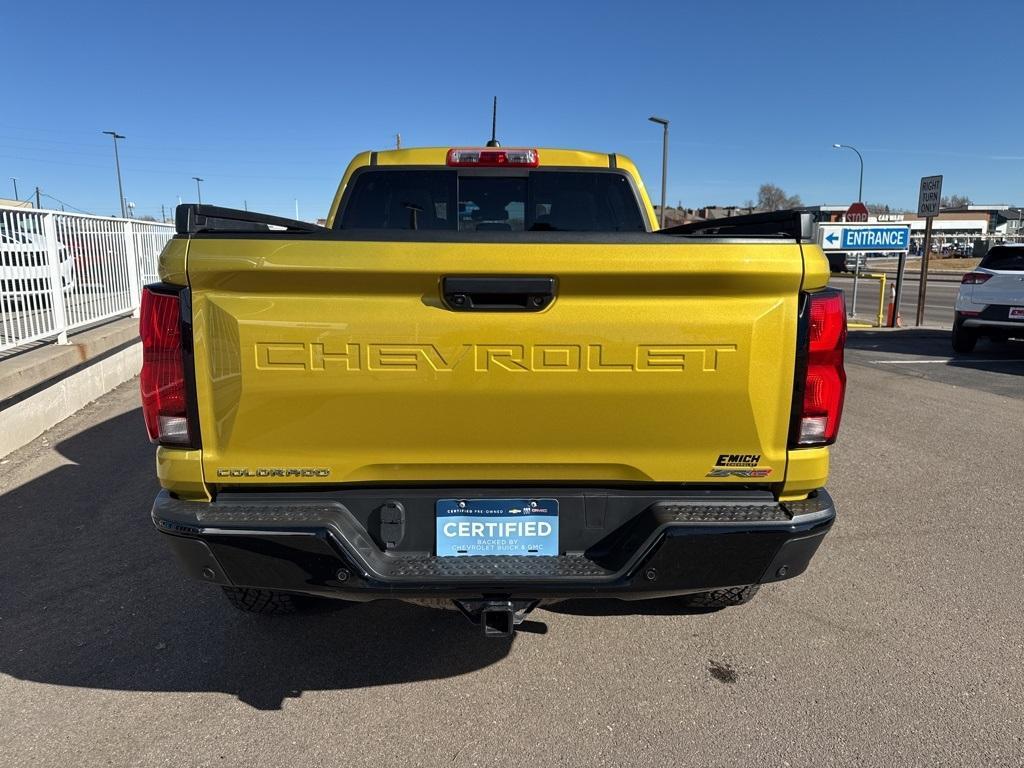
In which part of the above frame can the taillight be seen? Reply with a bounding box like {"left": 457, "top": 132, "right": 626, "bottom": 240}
{"left": 139, "top": 287, "right": 190, "bottom": 445}
{"left": 793, "top": 289, "right": 846, "bottom": 446}
{"left": 446, "top": 148, "right": 539, "bottom": 167}
{"left": 961, "top": 272, "right": 991, "bottom": 284}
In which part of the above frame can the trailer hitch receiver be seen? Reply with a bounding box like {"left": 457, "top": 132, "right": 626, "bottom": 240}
{"left": 454, "top": 599, "right": 539, "bottom": 638}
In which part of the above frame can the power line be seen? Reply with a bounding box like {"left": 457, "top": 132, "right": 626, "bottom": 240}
{"left": 40, "top": 193, "right": 93, "bottom": 215}
{"left": 0, "top": 153, "right": 337, "bottom": 181}
{"left": 0, "top": 127, "right": 362, "bottom": 155}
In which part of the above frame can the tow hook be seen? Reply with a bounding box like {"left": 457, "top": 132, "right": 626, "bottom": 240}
{"left": 454, "top": 599, "right": 540, "bottom": 638}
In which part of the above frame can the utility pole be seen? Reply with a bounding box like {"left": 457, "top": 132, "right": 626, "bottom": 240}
{"left": 294, "top": 199, "right": 299, "bottom": 220}
{"left": 35, "top": 186, "right": 41, "bottom": 210}
{"left": 102, "top": 131, "right": 127, "bottom": 217}
{"left": 648, "top": 116, "right": 670, "bottom": 229}
{"left": 161, "top": 204, "right": 166, "bottom": 222}
{"left": 243, "top": 200, "right": 248, "bottom": 211}
{"left": 10, "top": 177, "right": 17, "bottom": 200}
{"left": 192, "top": 177, "right": 204, "bottom": 204}
{"left": 396, "top": 133, "right": 401, "bottom": 149}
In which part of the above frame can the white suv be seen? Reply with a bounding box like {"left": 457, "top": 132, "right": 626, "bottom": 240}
{"left": 953, "top": 244, "right": 1024, "bottom": 352}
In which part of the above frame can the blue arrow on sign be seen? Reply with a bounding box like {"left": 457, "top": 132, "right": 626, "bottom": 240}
{"left": 825, "top": 232, "right": 839, "bottom": 244}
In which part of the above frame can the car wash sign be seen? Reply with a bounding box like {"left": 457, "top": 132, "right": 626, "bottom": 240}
{"left": 819, "top": 224, "right": 911, "bottom": 252}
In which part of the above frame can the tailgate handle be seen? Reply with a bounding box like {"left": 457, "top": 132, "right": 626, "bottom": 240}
{"left": 442, "top": 276, "right": 556, "bottom": 312}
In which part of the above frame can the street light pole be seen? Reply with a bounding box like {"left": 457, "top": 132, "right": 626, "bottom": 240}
{"left": 832, "top": 143, "right": 864, "bottom": 202}
{"left": 10, "top": 178, "right": 18, "bottom": 200}
{"left": 649, "top": 117, "right": 669, "bottom": 229}
{"left": 102, "top": 131, "right": 127, "bottom": 217}
{"left": 192, "top": 177, "right": 204, "bottom": 205}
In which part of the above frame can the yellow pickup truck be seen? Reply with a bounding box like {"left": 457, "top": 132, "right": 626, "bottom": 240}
{"left": 142, "top": 146, "right": 846, "bottom": 636}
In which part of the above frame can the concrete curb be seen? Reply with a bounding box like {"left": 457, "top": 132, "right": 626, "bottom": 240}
{"left": 0, "top": 318, "right": 142, "bottom": 459}
{"left": 0, "top": 342, "right": 140, "bottom": 458}
{"left": 0, "top": 318, "right": 139, "bottom": 402}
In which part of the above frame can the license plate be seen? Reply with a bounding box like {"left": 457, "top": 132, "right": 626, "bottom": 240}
{"left": 1009, "top": 307, "right": 1024, "bottom": 320}
{"left": 435, "top": 498, "right": 559, "bottom": 557}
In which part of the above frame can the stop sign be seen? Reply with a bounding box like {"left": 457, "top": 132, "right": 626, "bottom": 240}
{"left": 845, "top": 202, "right": 869, "bottom": 222}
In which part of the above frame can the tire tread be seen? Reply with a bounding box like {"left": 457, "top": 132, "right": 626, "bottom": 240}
{"left": 221, "top": 587, "right": 301, "bottom": 615}
{"left": 678, "top": 585, "right": 760, "bottom": 609}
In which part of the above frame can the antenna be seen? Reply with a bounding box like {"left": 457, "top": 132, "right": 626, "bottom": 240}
{"left": 486, "top": 96, "right": 500, "bottom": 147}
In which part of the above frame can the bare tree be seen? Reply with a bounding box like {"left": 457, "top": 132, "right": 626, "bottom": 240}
{"left": 941, "top": 194, "right": 972, "bottom": 209}
{"left": 757, "top": 183, "right": 802, "bottom": 211}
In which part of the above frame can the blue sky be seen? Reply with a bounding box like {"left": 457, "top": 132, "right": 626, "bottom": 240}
{"left": 4, "top": 0, "right": 1020, "bottom": 219}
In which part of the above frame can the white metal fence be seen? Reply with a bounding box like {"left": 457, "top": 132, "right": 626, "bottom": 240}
{"left": 0, "top": 205, "right": 173, "bottom": 354}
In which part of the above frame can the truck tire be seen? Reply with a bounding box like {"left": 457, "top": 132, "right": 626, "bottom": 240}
{"left": 677, "top": 585, "right": 760, "bottom": 609}
{"left": 951, "top": 319, "right": 978, "bottom": 353}
{"left": 220, "top": 586, "right": 335, "bottom": 615}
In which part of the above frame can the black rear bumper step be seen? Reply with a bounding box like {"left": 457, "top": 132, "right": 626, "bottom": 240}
{"left": 153, "top": 487, "right": 835, "bottom": 601}
{"left": 656, "top": 502, "right": 791, "bottom": 523}
{"left": 389, "top": 555, "right": 610, "bottom": 579}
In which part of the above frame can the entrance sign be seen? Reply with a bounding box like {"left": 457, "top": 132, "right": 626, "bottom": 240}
{"left": 819, "top": 225, "right": 911, "bottom": 252}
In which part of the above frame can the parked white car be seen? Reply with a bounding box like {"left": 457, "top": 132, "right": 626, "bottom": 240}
{"left": 0, "top": 223, "right": 75, "bottom": 299}
{"left": 953, "top": 244, "right": 1024, "bottom": 352}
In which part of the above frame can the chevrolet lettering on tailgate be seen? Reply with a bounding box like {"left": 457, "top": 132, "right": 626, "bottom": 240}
{"left": 254, "top": 341, "right": 738, "bottom": 373}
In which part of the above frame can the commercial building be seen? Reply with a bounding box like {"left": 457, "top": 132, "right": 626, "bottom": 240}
{"left": 804, "top": 204, "right": 1021, "bottom": 238}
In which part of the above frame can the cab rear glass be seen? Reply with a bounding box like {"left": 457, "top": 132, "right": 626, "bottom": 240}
{"left": 336, "top": 170, "right": 647, "bottom": 232}
{"left": 979, "top": 246, "right": 1024, "bottom": 271}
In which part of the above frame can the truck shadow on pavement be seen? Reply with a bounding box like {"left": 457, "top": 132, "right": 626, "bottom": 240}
{"left": 0, "top": 408, "right": 512, "bottom": 710}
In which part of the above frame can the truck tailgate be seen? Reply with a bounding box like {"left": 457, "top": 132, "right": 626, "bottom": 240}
{"left": 185, "top": 238, "right": 804, "bottom": 485}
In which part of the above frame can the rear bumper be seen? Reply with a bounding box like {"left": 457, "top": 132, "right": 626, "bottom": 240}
{"left": 152, "top": 487, "right": 835, "bottom": 601}
{"left": 958, "top": 307, "right": 1024, "bottom": 332}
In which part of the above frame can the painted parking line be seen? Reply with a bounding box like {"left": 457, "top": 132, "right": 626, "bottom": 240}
{"left": 870, "top": 358, "right": 1024, "bottom": 365}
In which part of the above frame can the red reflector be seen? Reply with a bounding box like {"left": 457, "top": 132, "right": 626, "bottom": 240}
{"left": 446, "top": 148, "right": 539, "bottom": 167}
{"left": 139, "top": 288, "right": 188, "bottom": 444}
{"left": 961, "top": 272, "right": 991, "bottom": 284}
{"left": 797, "top": 290, "right": 847, "bottom": 446}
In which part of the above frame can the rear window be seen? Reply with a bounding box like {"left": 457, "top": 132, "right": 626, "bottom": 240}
{"left": 979, "top": 246, "right": 1024, "bottom": 271}
{"left": 337, "top": 169, "right": 647, "bottom": 232}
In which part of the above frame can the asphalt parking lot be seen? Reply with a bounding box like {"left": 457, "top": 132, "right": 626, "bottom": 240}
{"left": 846, "top": 328, "right": 1024, "bottom": 399}
{"left": 1, "top": 330, "right": 1022, "bottom": 767}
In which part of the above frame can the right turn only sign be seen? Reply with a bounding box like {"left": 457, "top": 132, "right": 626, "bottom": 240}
{"left": 918, "top": 175, "right": 943, "bottom": 217}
